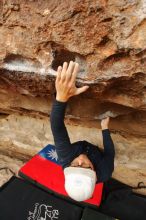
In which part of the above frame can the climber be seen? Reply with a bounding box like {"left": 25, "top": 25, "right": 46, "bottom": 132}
{"left": 50, "top": 61, "right": 115, "bottom": 202}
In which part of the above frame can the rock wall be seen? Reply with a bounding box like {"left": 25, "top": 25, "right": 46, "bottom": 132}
{"left": 0, "top": 0, "right": 146, "bottom": 195}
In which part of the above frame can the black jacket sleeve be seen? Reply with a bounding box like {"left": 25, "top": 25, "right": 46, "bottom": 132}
{"left": 97, "top": 129, "right": 115, "bottom": 182}
{"left": 50, "top": 99, "right": 73, "bottom": 162}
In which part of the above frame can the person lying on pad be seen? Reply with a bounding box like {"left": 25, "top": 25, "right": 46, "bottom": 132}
{"left": 50, "top": 61, "right": 115, "bottom": 202}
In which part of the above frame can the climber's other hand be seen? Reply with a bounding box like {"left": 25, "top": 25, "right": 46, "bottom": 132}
{"left": 101, "top": 117, "right": 110, "bottom": 130}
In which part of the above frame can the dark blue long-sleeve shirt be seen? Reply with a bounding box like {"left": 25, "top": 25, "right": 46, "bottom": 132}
{"left": 50, "top": 99, "right": 115, "bottom": 183}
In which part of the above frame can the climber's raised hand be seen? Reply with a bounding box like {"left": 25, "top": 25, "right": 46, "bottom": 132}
{"left": 55, "top": 61, "right": 89, "bottom": 102}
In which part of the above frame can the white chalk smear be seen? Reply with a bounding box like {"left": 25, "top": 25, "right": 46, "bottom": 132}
{"left": 3, "top": 59, "right": 97, "bottom": 84}
{"left": 96, "top": 111, "right": 119, "bottom": 120}
{"left": 3, "top": 59, "right": 55, "bottom": 76}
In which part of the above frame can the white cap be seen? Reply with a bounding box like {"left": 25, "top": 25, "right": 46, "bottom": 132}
{"left": 64, "top": 167, "right": 96, "bottom": 202}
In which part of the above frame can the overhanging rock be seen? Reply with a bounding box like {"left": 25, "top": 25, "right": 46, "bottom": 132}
{"left": 0, "top": 0, "right": 146, "bottom": 195}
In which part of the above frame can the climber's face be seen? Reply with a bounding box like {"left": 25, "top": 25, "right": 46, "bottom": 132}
{"left": 70, "top": 154, "right": 94, "bottom": 170}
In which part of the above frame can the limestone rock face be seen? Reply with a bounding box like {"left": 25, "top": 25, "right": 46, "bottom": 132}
{"left": 0, "top": 0, "right": 146, "bottom": 195}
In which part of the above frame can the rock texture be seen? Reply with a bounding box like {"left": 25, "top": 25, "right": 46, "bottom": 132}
{"left": 0, "top": 0, "right": 146, "bottom": 195}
